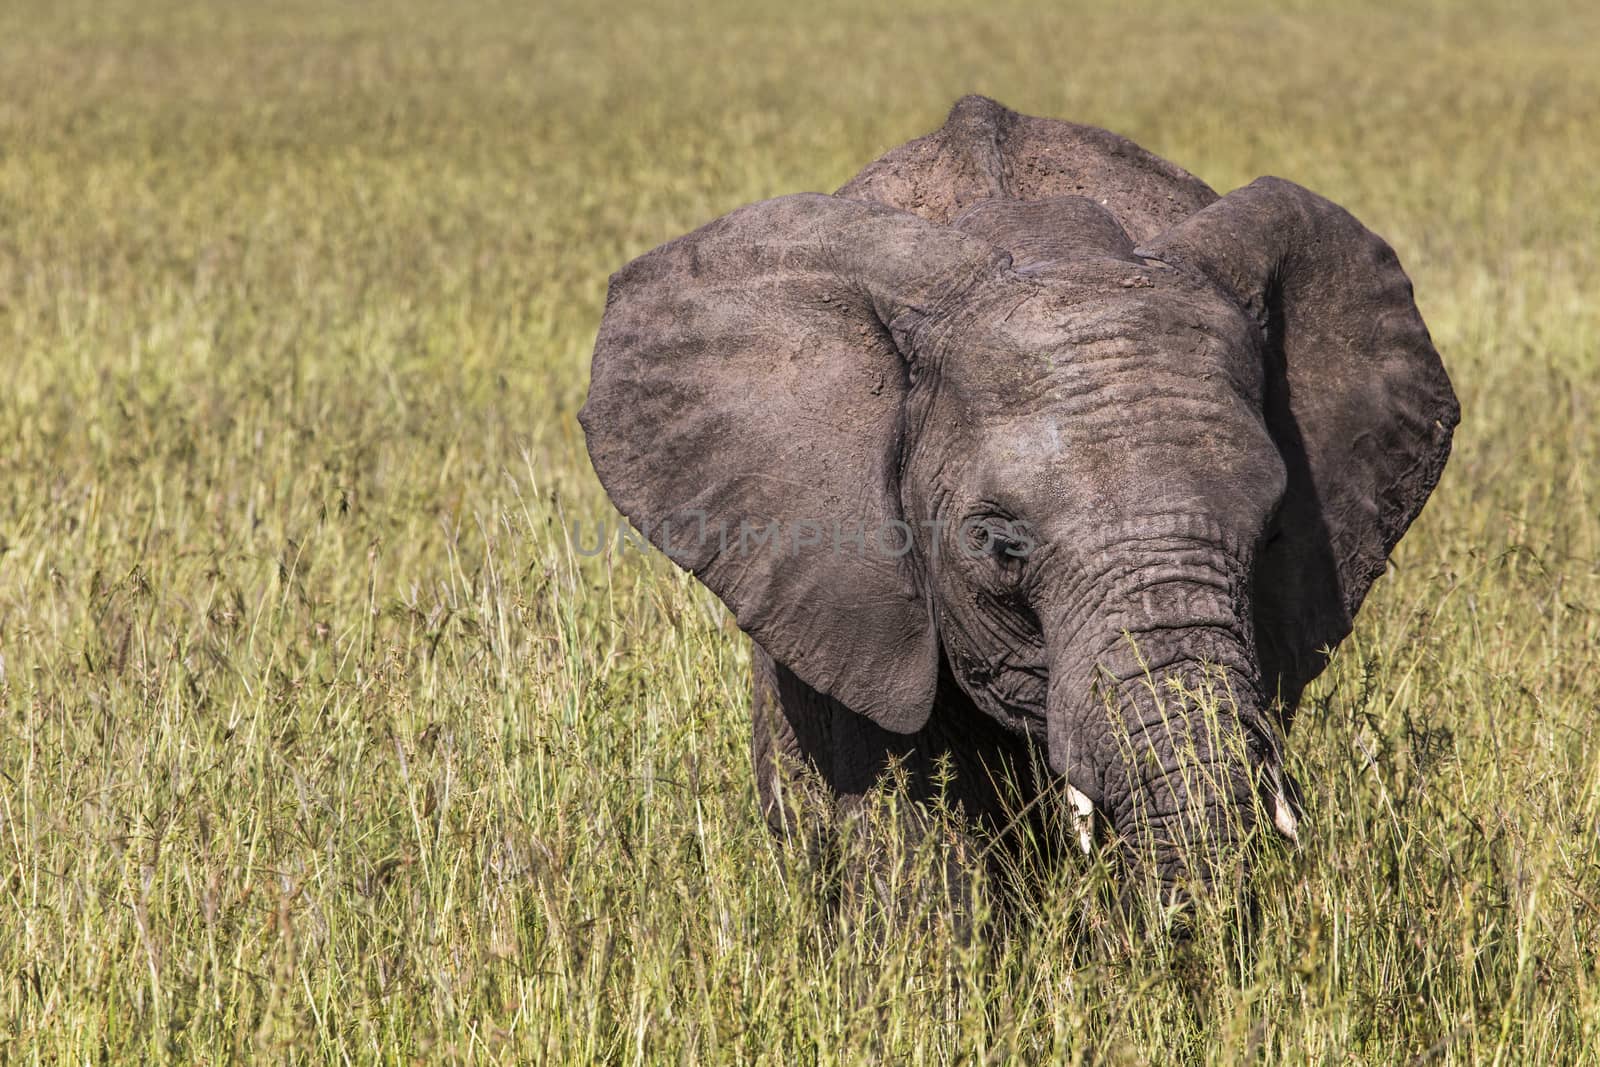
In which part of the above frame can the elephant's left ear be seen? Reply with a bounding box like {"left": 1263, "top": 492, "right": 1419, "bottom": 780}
{"left": 1137, "top": 177, "right": 1460, "bottom": 710}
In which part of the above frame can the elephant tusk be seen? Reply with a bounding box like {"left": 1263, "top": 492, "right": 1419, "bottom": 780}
{"left": 1067, "top": 784, "right": 1095, "bottom": 855}
{"left": 1271, "top": 789, "right": 1299, "bottom": 844}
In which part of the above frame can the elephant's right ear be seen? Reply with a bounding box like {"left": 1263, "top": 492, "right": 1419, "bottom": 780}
{"left": 580, "top": 194, "right": 1009, "bottom": 732}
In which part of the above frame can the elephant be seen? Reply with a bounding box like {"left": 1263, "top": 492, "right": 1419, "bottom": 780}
{"left": 579, "top": 95, "right": 1458, "bottom": 910}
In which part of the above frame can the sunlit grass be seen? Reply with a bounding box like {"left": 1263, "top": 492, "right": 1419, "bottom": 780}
{"left": 1, "top": 0, "right": 1598, "bottom": 1061}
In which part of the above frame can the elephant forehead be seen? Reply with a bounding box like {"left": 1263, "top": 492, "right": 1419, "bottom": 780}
{"left": 960, "top": 399, "right": 1287, "bottom": 538}
{"left": 939, "top": 269, "right": 1265, "bottom": 405}
{"left": 928, "top": 274, "right": 1284, "bottom": 518}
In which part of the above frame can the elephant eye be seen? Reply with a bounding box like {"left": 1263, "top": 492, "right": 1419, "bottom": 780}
{"left": 963, "top": 517, "right": 1033, "bottom": 568}
{"left": 987, "top": 529, "right": 1020, "bottom": 556}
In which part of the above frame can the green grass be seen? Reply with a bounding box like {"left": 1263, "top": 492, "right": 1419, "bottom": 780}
{"left": 2, "top": 0, "right": 1599, "bottom": 1061}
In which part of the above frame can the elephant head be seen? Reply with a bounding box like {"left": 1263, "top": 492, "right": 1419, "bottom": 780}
{"left": 580, "top": 140, "right": 1457, "bottom": 898}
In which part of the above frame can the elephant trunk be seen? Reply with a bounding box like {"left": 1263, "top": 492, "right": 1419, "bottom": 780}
{"left": 1043, "top": 520, "right": 1278, "bottom": 904}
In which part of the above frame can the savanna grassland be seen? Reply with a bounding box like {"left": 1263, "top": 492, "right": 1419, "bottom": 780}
{"left": 2, "top": 0, "right": 1599, "bottom": 1062}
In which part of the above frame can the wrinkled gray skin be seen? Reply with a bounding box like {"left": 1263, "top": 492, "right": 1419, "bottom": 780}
{"left": 580, "top": 96, "right": 1458, "bottom": 902}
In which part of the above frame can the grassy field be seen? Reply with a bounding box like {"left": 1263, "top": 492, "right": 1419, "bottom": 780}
{"left": 3, "top": 0, "right": 1599, "bottom": 1061}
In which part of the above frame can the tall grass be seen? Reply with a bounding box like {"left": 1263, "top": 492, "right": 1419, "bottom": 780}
{"left": 1, "top": 0, "right": 1598, "bottom": 1061}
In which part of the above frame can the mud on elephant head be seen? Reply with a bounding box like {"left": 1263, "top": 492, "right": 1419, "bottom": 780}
{"left": 580, "top": 96, "right": 1458, "bottom": 898}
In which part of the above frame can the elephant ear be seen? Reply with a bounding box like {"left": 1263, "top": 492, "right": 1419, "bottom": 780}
{"left": 580, "top": 193, "right": 1010, "bottom": 732}
{"left": 1136, "top": 177, "right": 1459, "bottom": 710}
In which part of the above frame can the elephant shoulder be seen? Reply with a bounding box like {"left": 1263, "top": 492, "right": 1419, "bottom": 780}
{"left": 836, "top": 95, "right": 1218, "bottom": 244}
